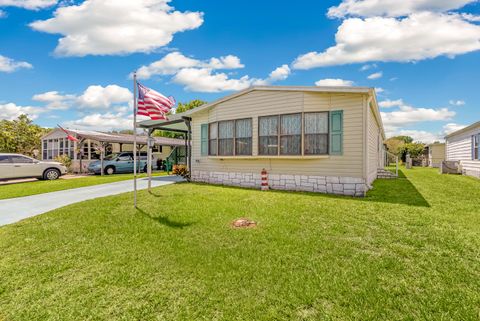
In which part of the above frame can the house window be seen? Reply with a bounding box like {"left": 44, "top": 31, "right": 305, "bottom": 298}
{"left": 304, "top": 112, "right": 328, "bottom": 155}
{"left": 474, "top": 134, "right": 479, "bottom": 160}
{"left": 259, "top": 112, "right": 338, "bottom": 156}
{"left": 235, "top": 119, "right": 252, "bottom": 155}
{"left": 218, "top": 120, "right": 234, "bottom": 156}
{"left": 279, "top": 114, "right": 302, "bottom": 155}
{"left": 208, "top": 118, "right": 253, "bottom": 156}
{"left": 209, "top": 122, "right": 218, "bottom": 156}
{"left": 152, "top": 145, "right": 163, "bottom": 153}
{"left": 259, "top": 116, "right": 278, "bottom": 155}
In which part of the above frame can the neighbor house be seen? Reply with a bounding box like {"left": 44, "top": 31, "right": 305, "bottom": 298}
{"left": 41, "top": 128, "right": 186, "bottom": 173}
{"left": 427, "top": 143, "right": 445, "bottom": 168}
{"left": 445, "top": 121, "right": 480, "bottom": 178}
{"left": 139, "top": 86, "right": 386, "bottom": 196}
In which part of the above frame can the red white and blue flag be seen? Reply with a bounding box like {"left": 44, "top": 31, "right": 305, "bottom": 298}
{"left": 136, "top": 82, "right": 175, "bottom": 120}
{"left": 57, "top": 124, "right": 79, "bottom": 142}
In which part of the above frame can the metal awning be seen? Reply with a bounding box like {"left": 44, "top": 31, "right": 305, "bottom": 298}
{"left": 137, "top": 114, "right": 189, "bottom": 133}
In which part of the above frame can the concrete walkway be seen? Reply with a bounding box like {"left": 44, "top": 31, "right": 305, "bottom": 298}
{"left": 0, "top": 176, "right": 184, "bottom": 227}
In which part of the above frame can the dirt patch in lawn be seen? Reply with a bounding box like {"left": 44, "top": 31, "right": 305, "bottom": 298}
{"left": 231, "top": 218, "right": 257, "bottom": 228}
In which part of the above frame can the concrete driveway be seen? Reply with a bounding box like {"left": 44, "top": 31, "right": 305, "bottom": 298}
{"left": 0, "top": 176, "right": 184, "bottom": 227}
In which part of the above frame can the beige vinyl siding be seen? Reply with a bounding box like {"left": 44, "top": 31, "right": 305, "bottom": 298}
{"left": 191, "top": 90, "right": 366, "bottom": 178}
{"left": 367, "top": 106, "right": 380, "bottom": 185}
{"left": 428, "top": 144, "right": 445, "bottom": 168}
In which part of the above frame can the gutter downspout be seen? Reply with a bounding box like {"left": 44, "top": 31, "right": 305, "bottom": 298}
{"left": 365, "top": 94, "right": 373, "bottom": 191}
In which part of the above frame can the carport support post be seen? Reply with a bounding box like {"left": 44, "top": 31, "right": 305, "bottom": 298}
{"left": 147, "top": 129, "right": 154, "bottom": 192}
{"left": 100, "top": 142, "right": 107, "bottom": 176}
{"left": 185, "top": 118, "right": 192, "bottom": 181}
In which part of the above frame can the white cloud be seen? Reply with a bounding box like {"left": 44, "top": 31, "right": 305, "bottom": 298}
{"left": 328, "top": 0, "right": 476, "bottom": 18}
{"left": 443, "top": 123, "right": 467, "bottom": 134}
{"left": 32, "top": 90, "right": 75, "bottom": 110}
{"left": 137, "top": 51, "right": 290, "bottom": 92}
{"left": 379, "top": 99, "right": 404, "bottom": 108}
{"left": 292, "top": 13, "right": 480, "bottom": 69}
{"left": 0, "top": 54, "right": 32, "bottom": 72}
{"left": 387, "top": 123, "right": 469, "bottom": 143}
{"left": 381, "top": 104, "right": 455, "bottom": 128}
{"left": 461, "top": 13, "right": 480, "bottom": 22}
{"left": 136, "top": 52, "right": 244, "bottom": 80}
{"left": 367, "top": 71, "right": 382, "bottom": 79}
{"left": 208, "top": 55, "right": 244, "bottom": 70}
{"left": 265, "top": 64, "right": 291, "bottom": 82}
{"left": 63, "top": 112, "right": 133, "bottom": 131}
{"left": 375, "top": 87, "right": 384, "bottom": 93}
{"left": 380, "top": 98, "right": 456, "bottom": 142}
{"left": 0, "top": 0, "right": 57, "bottom": 10}
{"left": 0, "top": 102, "right": 43, "bottom": 120}
{"left": 386, "top": 129, "right": 444, "bottom": 144}
{"left": 172, "top": 68, "right": 254, "bottom": 93}
{"left": 360, "top": 63, "right": 377, "bottom": 71}
{"left": 315, "top": 78, "right": 354, "bottom": 86}
{"left": 29, "top": 0, "right": 203, "bottom": 56}
{"left": 254, "top": 64, "right": 291, "bottom": 85}
{"left": 76, "top": 85, "right": 132, "bottom": 109}
{"left": 449, "top": 99, "right": 466, "bottom": 106}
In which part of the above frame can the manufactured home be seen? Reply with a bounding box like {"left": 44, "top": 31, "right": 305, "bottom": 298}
{"left": 445, "top": 121, "right": 480, "bottom": 178}
{"left": 427, "top": 143, "right": 445, "bottom": 168}
{"left": 139, "top": 86, "right": 387, "bottom": 196}
{"left": 41, "top": 128, "right": 186, "bottom": 173}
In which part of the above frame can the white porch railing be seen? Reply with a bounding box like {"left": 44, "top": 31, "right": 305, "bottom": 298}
{"left": 385, "top": 150, "right": 399, "bottom": 177}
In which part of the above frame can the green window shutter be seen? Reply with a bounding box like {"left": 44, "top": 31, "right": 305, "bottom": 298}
{"left": 329, "top": 110, "right": 343, "bottom": 155}
{"left": 201, "top": 124, "right": 208, "bottom": 156}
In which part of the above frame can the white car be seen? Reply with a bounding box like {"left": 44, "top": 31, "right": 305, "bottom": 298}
{"left": 0, "top": 153, "right": 68, "bottom": 180}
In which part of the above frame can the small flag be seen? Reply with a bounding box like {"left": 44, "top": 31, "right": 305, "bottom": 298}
{"left": 57, "top": 125, "right": 79, "bottom": 142}
{"left": 137, "top": 82, "right": 175, "bottom": 120}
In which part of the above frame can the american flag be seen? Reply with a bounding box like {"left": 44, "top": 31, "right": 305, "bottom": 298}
{"left": 136, "top": 82, "right": 176, "bottom": 120}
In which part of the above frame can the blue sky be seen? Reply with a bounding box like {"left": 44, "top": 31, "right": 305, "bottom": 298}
{"left": 0, "top": 0, "right": 479, "bottom": 142}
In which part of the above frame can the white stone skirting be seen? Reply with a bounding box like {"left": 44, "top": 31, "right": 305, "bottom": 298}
{"left": 191, "top": 170, "right": 368, "bottom": 197}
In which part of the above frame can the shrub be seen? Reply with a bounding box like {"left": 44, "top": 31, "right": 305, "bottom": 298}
{"left": 172, "top": 165, "right": 189, "bottom": 178}
{"left": 54, "top": 154, "right": 72, "bottom": 170}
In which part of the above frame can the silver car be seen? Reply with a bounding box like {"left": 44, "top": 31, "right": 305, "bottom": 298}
{"left": 0, "top": 153, "right": 68, "bottom": 180}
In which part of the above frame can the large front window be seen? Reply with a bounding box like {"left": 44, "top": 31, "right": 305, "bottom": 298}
{"left": 209, "top": 118, "right": 252, "bottom": 156}
{"left": 259, "top": 112, "right": 329, "bottom": 156}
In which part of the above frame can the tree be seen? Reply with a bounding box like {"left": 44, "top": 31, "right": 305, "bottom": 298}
{"left": 0, "top": 115, "right": 49, "bottom": 157}
{"left": 404, "top": 142, "right": 425, "bottom": 158}
{"left": 385, "top": 137, "right": 405, "bottom": 156}
{"left": 390, "top": 135, "right": 413, "bottom": 144}
{"left": 175, "top": 99, "right": 207, "bottom": 114}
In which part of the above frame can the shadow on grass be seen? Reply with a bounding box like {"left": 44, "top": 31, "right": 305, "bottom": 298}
{"left": 365, "top": 170, "right": 429, "bottom": 207}
{"left": 188, "top": 169, "right": 430, "bottom": 208}
{"left": 135, "top": 207, "right": 195, "bottom": 229}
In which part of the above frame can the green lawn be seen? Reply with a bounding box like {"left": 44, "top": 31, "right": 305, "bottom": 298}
{"left": 0, "top": 172, "right": 167, "bottom": 200}
{"left": 1, "top": 168, "right": 479, "bottom": 320}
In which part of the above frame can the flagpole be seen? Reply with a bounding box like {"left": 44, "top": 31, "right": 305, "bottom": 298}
{"left": 133, "top": 72, "right": 138, "bottom": 208}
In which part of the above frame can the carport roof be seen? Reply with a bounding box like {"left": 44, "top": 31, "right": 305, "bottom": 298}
{"left": 46, "top": 128, "right": 186, "bottom": 147}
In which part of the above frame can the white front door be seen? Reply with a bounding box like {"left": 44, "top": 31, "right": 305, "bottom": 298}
{"left": 10, "top": 155, "right": 41, "bottom": 178}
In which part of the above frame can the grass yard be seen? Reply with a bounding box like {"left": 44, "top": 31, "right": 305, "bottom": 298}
{"left": 0, "top": 172, "right": 167, "bottom": 200}
{"left": 0, "top": 167, "right": 479, "bottom": 320}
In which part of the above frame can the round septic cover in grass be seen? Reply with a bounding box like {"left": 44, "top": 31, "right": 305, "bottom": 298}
{"left": 231, "top": 218, "right": 257, "bottom": 228}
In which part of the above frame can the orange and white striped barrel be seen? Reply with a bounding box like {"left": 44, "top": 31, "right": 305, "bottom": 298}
{"left": 261, "top": 168, "right": 269, "bottom": 191}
